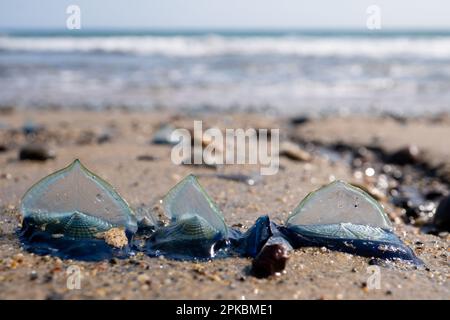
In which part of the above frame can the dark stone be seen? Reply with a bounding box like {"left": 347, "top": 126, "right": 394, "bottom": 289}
{"left": 251, "top": 243, "right": 289, "bottom": 278}
{"left": 97, "top": 132, "right": 112, "bottom": 144}
{"left": 387, "top": 145, "right": 421, "bottom": 165}
{"left": 29, "top": 270, "right": 38, "bottom": 281}
{"left": 434, "top": 195, "right": 450, "bottom": 231}
{"left": 152, "top": 124, "right": 179, "bottom": 145}
{"left": 19, "top": 144, "right": 56, "bottom": 161}
{"left": 136, "top": 155, "right": 157, "bottom": 161}
{"left": 22, "top": 121, "right": 44, "bottom": 135}
{"left": 290, "top": 116, "right": 310, "bottom": 126}
{"left": 45, "top": 292, "right": 64, "bottom": 300}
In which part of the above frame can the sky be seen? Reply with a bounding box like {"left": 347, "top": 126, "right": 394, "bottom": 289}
{"left": 0, "top": 0, "right": 449, "bottom": 30}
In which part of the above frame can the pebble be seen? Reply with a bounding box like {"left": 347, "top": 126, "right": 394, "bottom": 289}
{"left": 279, "top": 141, "right": 312, "bottom": 162}
{"left": 45, "top": 292, "right": 63, "bottom": 300}
{"left": 22, "top": 121, "right": 44, "bottom": 135}
{"left": 0, "top": 173, "right": 12, "bottom": 180}
{"left": 289, "top": 116, "right": 310, "bottom": 126}
{"left": 100, "top": 228, "right": 128, "bottom": 248}
{"left": 251, "top": 244, "right": 289, "bottom": 278}
{"left": 387, "top": 145, "right": 421, "bottom": 165}
{"left": 136, "top": 155, "right": 157, "bottom": 161}
{"left": 77, "top": 130, "right": 96, "bottom": 145}
{"left": 152, "top": 123, "right": 179, "bottom": 145}
{"left": 434, "top": 195, "right": 450, "bottom": 231}
{"left": 137, "top": 273, "right": 151, "bottom": 285}
{"left": 97, "top": 132, "right": 112, "bottom": 144}
{"left": 19, "top": 144, "right": 56, "bottom": 161}
{"left": 29, "top": 270, "right": 38, "bottom": 281}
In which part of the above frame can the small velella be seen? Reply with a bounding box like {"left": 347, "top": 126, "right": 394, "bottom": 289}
{"left": 146, "top": 174, "right": 228, "bottom": 260}
{"left": 19, "top": 159, "right": 137, "bottom": 260}
{"left": 280, "top": 180, "right": 422, "bottom": 264}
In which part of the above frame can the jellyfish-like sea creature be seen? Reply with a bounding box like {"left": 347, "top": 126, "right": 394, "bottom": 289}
{"left": 19, "top": 159, "right": 137, "bottom": 260}
{"left": 146, "top": 174, "right": 228, "bottom": 260}
{"left": 280, "top": 180, "right": 422, "bottom": 264}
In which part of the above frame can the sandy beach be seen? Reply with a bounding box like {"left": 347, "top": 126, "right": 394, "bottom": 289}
{"left": 0, "top": 109, "right": 448, "bottom": 300}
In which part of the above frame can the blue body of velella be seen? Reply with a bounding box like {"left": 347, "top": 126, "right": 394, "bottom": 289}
{"left": 145, "top": 214, "right": 229, "bottom": 260}
{"left": 278, "top": 224, "right": 422, "bottom": 264}
{"left": 229, "top": 215, "right": 292, "bottom": 258}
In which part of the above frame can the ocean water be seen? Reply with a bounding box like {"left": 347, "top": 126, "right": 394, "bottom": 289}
{"left": 1, "top": 29, "right": 450, "bottom": 115}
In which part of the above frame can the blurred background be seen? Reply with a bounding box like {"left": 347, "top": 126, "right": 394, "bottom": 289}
{"left": 1, "top": 0, "right": 450, "bottom": 116}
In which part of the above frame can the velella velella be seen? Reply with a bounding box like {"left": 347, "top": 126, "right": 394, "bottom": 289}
{"left": 146, "top": 174, "right": 229, "bottom": 260}
{"left": 19, "top": 159, "right": 137, "bottom": 260}
{"left": 280, "top": 180, "right": 422, "bottom": 264}
{"left": 16, "top": 164, "right": 423, "bottom": 267}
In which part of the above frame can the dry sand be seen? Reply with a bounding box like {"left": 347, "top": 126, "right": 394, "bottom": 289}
{"left": 0, "top": 110, "right": 448, "bottom": 299}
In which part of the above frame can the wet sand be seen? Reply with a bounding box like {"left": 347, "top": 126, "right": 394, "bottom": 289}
{"left": 0, "top": 110, "right": 448, "bottom": 299}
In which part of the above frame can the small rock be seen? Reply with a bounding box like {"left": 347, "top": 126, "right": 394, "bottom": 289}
{"left": 152, "top": 123, "right": 179, "bottom": 145}
{"left": 137, "top": 273, "right": 151, "bottom": 285}
{"left": 251, "top": 244, "right": 289, "bottom": 278}
{"left": 43, "top": 273, "right": 53, "bottom": 283}
{"left": 182, "top": 148, "right": 218, "bottom": 169}
{"left": 215, "top": 173, "right": 261, "bottom": 186}
{"left": 96, "top": 228, "right": 128, "bottom": 248}
{"left": 434, "top": 195, "right": 450, "bottom": 231}
{"left": 423, "top": 182, "right": 447, "bottom": 200}
{"left": 45, "top": 292, "right": 63, "bottom": 300}
{"left": 29, "top": 270, "right": 38, "bottom": 281}
{"left": 0, "top": 173, "right": 12, "bottom": 180}
{"left": 387, "top": 145, "right": 421, "bottom": 165}
{"left": 290, "top": 116, "right": 310, "bottom": 126}
{"left": 76, "top": 130, "right": 96, "bottom": 145}
{"left": 97, "top": 132, "right": 112, "bottom": 144}
{"left": 19, "top": 144, "right": 56, "bottom": 161}
{"left": 279, "top": 141, "right": 312, "bottom": 162}
{"left": 0, "top": 105, "right": 14, "bottom": 115}
{"left": 136, "top": 155, "right": 157, "bottom": 162}
{"left": 22, "top": 120, "right": 44, "bottom": 135}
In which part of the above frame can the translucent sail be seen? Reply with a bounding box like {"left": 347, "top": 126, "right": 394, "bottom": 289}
{"left": 162, "top": 174, "right": 227, "bottom": 237}
{"left": 287, "top": 180, "right": 392, "bottom": 230}
{"left": 290, "top": 223, "right": 391, "bottom": 241}
{"left": 20, "top": 159, "right": 137, "bottom": 235}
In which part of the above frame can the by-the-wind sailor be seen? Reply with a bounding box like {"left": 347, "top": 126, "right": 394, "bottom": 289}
{"left": 146, "top": 174, "right": 228, "bottom": 260}
{"left": 19, "top": 159, "right": 137, "bottom": 260}
{"left": 281, "top": 180, "right": 422, "bottom": 264}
